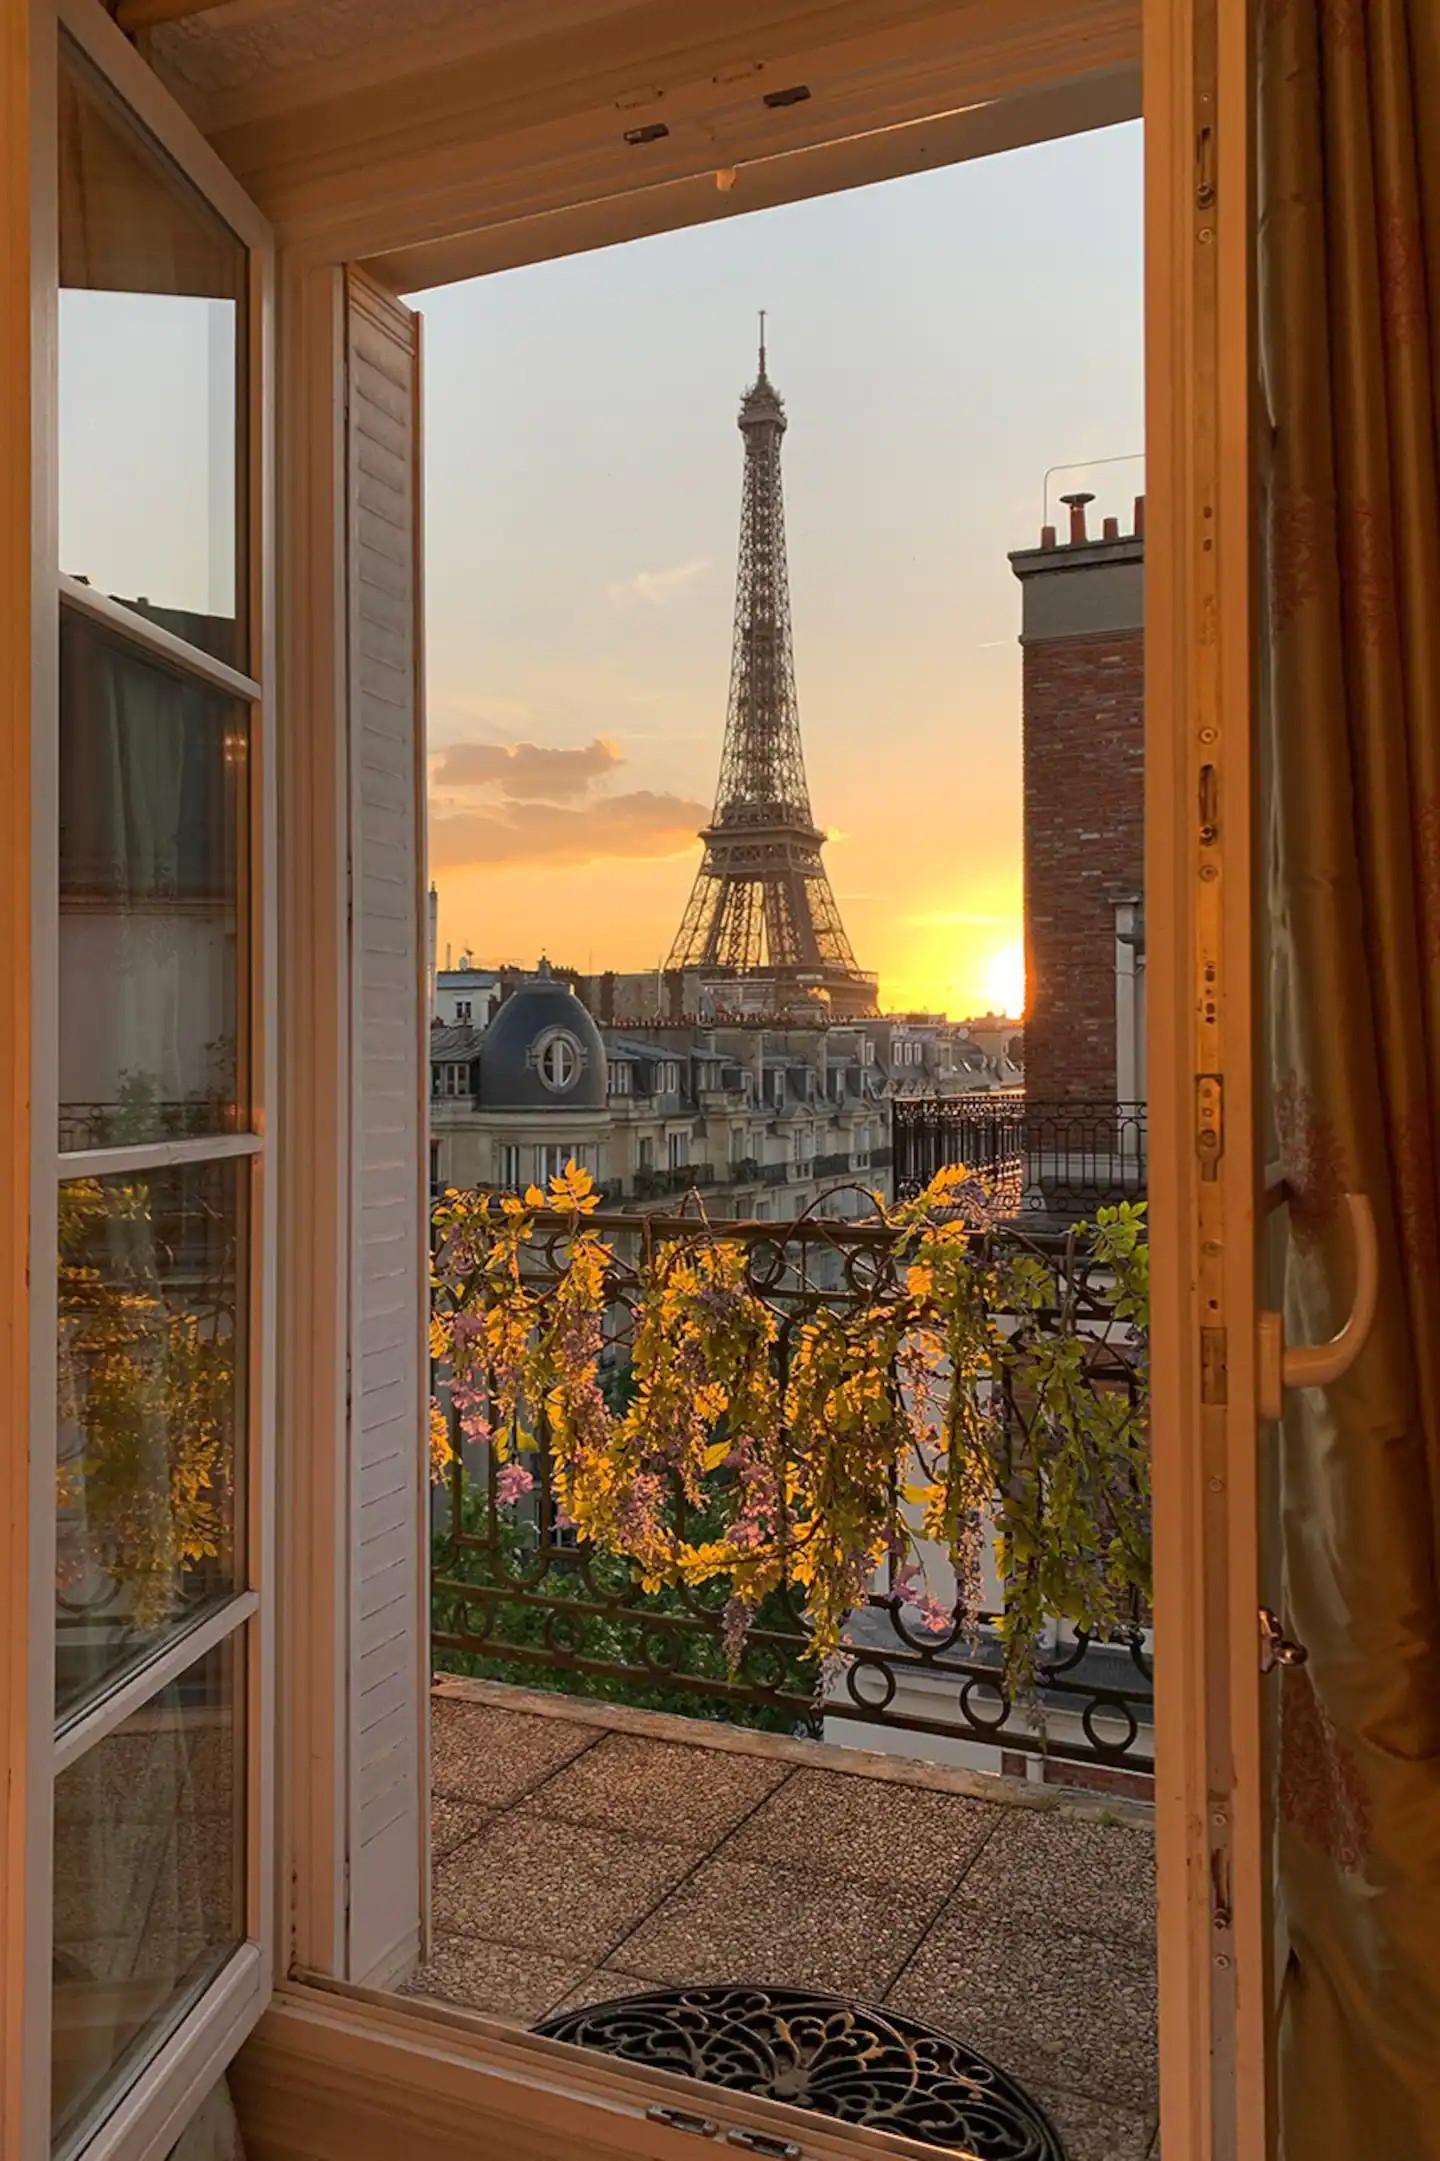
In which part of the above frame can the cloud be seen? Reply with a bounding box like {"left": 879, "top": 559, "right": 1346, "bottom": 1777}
{"left": 607, "top": 557, "right": 712, "bottom": 608}
{"left": 432, "top": 735, "right": 623, "bottom": 801}
{"left": 430, "top": 790, "right": 708, "bottom": 873}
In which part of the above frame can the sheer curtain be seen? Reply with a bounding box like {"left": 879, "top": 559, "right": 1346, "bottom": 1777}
{"left": 1258, "top": 0, "right": 1440, "bottom": 2148}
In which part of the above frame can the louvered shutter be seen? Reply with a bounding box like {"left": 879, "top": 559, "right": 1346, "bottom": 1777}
{"left": 343, "top": 267, "right": 428, "bottom": 1984}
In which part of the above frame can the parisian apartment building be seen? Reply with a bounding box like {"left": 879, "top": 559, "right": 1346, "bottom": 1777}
{"left": 427, "top": 958, "right": 1021, "bottom": 1216}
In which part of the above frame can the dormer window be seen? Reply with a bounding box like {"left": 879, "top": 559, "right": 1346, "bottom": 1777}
{"left": 535, "top": 1028, "right": 584, "bottom": 1092}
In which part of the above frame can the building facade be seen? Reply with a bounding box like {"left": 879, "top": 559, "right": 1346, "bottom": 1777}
{"left": 429, "top": 967, "right": 1014, "bottom": 1217}
{"left": 1011, "top": 491, "right": 1145, "bottom": 1104}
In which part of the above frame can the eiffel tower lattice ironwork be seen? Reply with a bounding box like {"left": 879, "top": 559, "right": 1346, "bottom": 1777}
{"left": 667, "top": 328, "right": 878, "bottom": 1016}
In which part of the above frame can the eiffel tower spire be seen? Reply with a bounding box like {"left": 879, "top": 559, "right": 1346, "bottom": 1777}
{"left": 667, "top": 331, "right": 878, "bottom": 1016}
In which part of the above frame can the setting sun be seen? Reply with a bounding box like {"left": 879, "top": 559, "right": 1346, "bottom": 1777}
{"left": 984, "top": 941, "right": 1026, "bottom": 1018}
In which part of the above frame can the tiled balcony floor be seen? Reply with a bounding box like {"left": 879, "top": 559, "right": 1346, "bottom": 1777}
{"left": 411, "top": 1678, "right": 1159, "bottom": 2161}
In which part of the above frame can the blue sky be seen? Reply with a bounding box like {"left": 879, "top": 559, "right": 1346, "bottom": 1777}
{"left": 420, "top": 119, "right": 1144, "bottom": 1014}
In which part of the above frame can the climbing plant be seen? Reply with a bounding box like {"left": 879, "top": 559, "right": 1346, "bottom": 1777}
{"left": 429, "top": 1162, "right": 1149, "bottom": 1703}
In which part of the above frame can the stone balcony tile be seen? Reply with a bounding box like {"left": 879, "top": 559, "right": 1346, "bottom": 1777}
{"left": 610, "top": 1854, "right": 936, "bottom": 1999}
{"left": 524, "top": 1732, "right": 789, "bottom": 1845}
{"left": 399, "top": 1935, "right": 590, "bottom": 2025}
{"left": 886, "top": 1909, "right": 1157, "bottom": 2112}
{"left": 1030, "top": 2083, "right": 1157, "bottom": 2161}
{"left": 945, "top": 1806, "right": 1156, "bottom": 1948}
{"left": 430, "top": 1698, "right": 597, "bottom": 1807}
{"left": 430, "top": 1796, "right": 491, "bottom": 1861}
{"left": 716, "top": 1764, "right": 1002, "bottom": 1892}
{"left": 433, "top": 1812, "right": 700, "bottom": 1964}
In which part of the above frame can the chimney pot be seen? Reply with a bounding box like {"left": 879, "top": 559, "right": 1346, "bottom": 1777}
{"left": 1102, "top": 514, "right": 1119, "bottom": 541}
{"left": 1059, "top": 490, "right": 1095, "bottom": 543}
{"left": 1133, "top": 494, "right": 1146, "bottom": 538}
{"left": 1040, "top": 522, "right": 1057, "bottom": 548}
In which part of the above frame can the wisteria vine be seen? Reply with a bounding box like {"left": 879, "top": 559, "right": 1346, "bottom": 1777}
{"left": 429, "top": 1162, "right": 1150, "bottom": 1702}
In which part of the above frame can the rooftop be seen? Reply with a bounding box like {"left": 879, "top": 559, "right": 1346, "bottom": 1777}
{"left": 409, "top": 1680, "right": 1159, "bottom": 2161}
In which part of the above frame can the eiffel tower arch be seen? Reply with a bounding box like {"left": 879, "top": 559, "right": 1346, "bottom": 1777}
{"left": 667, "top": 333, "right": 879, "bottom": 1018}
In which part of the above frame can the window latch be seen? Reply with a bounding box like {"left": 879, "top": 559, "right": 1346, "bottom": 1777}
{"left": 1259, "top": 1606, "right": 1307, "bottom": 1674}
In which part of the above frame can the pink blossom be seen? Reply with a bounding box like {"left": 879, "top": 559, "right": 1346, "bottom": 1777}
{"left": 495, "top": 1462, "right": 535, "bottom": 1506}
{"left": 917, "top": 1593, "right": 956, "bottom": 1635}
{"left": 892, "top": 1557, "right": 923, "bottom": 1603}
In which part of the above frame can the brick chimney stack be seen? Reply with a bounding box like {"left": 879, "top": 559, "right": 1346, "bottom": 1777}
{"left": 1009, "top": 495, "right": 1145, "bottom": 1102}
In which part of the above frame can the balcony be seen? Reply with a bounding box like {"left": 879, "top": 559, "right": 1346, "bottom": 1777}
{"left": 426, "top": 1196, "right": 1153, "bottom": 2156}
{"left": 632, "top": 1162, "right": 717, "bottom": 1200}
{"left": 892, "top": 1097, "right": 1145, "bottom": 1222}
{"left": 414, "top": 1685, "right": 1158, "bottom": 2161}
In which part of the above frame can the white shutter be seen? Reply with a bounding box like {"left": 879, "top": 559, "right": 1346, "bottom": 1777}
{"left": 344, "top": 267, "right": 428, "bottom": 1985}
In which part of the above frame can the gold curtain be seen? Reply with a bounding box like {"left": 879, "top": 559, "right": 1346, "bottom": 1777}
{"left": 1258, "top": 0, "right": 1440, "bottom": 2148}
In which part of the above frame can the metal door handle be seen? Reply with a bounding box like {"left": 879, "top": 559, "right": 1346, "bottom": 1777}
{"left": 1257, "top": 1192, "right": 1379, "bottom": 1419}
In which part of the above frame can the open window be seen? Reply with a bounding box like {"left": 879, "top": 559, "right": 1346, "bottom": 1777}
{"left": 8, "top": 0, "right": 1438, "bottom": 2157}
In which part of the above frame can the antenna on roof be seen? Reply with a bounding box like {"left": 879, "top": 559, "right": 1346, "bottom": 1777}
{"left": 758, "top": 308, "right": 767, "bottom": 377}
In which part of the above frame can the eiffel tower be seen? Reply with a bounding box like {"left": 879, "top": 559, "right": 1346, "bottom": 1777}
{"left": 667, "top": 325, "right": 878, "bottom": 1017}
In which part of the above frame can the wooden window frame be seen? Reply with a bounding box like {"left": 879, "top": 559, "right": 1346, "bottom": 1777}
{"left": 0, "top": 0, "right": 1270, "bottom": 2155}
{"left": 4, "top": 3, "right": 279, "bottom": 2154}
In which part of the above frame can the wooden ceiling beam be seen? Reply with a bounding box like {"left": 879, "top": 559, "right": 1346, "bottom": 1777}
{"left": 201, "top": 0, "right": 1137, "bottom": 263}
{"left": 366, "top": 65, "right": 1139, "bottom": 295}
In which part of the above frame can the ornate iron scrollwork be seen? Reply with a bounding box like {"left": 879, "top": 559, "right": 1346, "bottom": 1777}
{"left": 535, "top": 1984, "right": 1068, "bottom": 2158}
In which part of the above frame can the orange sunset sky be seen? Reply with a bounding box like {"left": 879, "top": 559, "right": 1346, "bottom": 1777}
{"left": 418, "top": 122, "right": 1143, "bottom": 1018}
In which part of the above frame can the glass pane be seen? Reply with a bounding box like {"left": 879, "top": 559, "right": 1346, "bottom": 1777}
{"left": 58, "top": 35, "right": 247, "bottom": 669}
{"left": 56, "top": 1160, "right": 244, "bottom": 1719}
{"left": 51, "top": 1635, "right": 244, "bottom": 2156}
{"left": 58, "top": 607, "right": 246, "bottom": 1152}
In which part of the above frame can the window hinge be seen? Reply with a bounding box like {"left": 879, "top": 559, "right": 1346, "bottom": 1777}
{"left": 1200, "top": 1325, "right": 1228, "bottom": 1405}
{"left": 726, "top": 2136, "right": 802, "bottom": 2161}
{"left": 645, "top": 2105, "right": 718, "bottom": 2138}
{"left": 1196, "top": 123, "right": 1216, "bottom": 210}
{"left": 1210, "top": 1842, "right": 1232, "bottom": 1932}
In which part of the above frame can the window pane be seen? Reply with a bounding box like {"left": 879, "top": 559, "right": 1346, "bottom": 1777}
{"left": 51, "top": 1635, "right": 244, "bottom": 2156}
{"left": 56, "top": 1161, "right": 243, "bottom": 1719}
{"left": 58, "top": 36, "right": 246, "bottom": 669}
{"left": 58, "top": 607, "right": 246, "bottom": 1152}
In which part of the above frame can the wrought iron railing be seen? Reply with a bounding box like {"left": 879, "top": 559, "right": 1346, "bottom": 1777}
{"left": 891, "top": 1095, "right": 1146, "bottom": 1220}
{"left": 633, "top": 1162, "right": 716, "bottom": 1199}
{"left": 431, "top": 1206, "right": 1152, "bottom": 1776}
{"left": 59, "top": 1097, "right": 237, "bottom": 1153}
